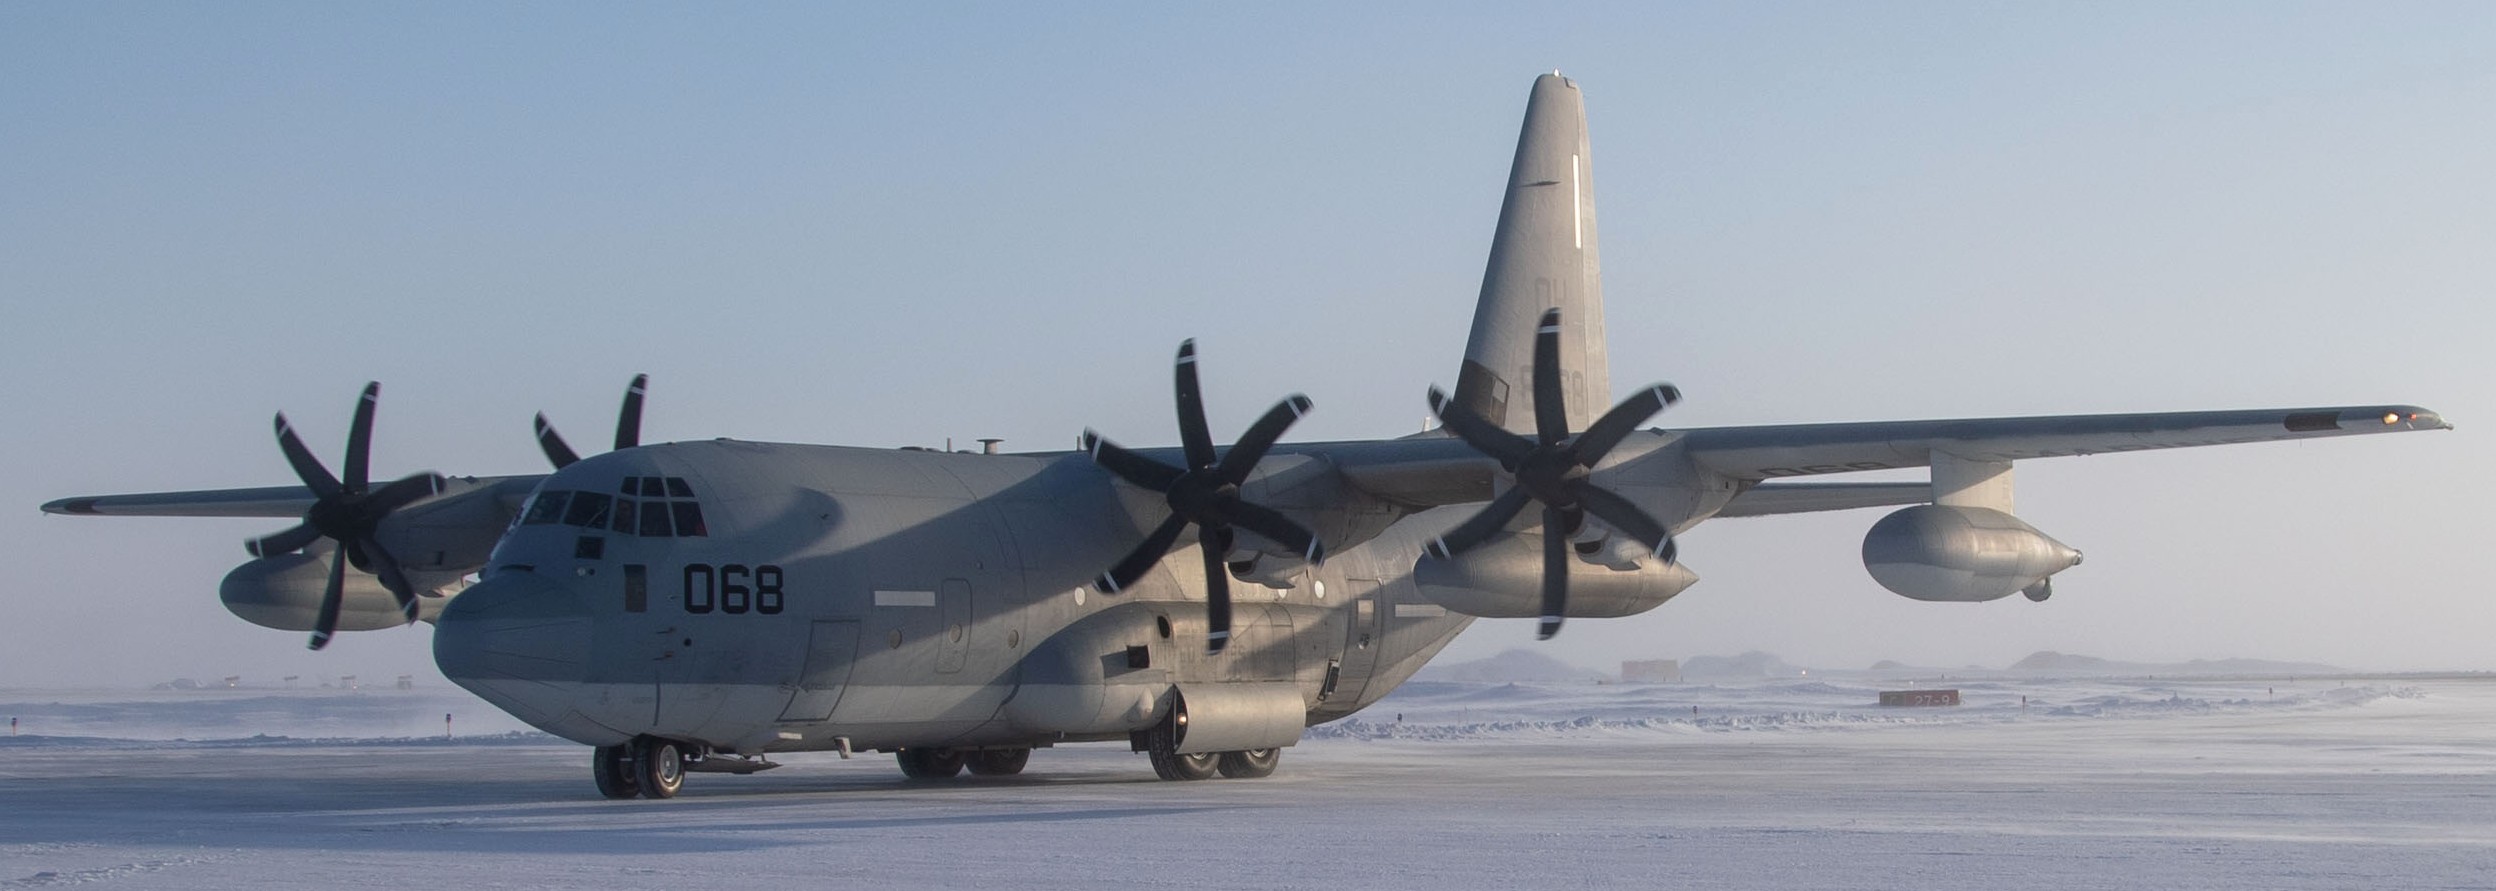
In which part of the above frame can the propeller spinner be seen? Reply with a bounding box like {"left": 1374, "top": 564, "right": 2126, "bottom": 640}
{"left": 1083, "top": 340, "right": 1325, "bottom": 654}
{"left": 245, "top": 382, "right": 445, "bottom": 650}
{"left": 1425, "top": 308, "right": 1681, "bottom": 640}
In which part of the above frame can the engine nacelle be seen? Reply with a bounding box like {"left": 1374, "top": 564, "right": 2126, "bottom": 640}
{"left": 220, "top": 553, "right": 431, "bottom": 632}
{"left": 1226, "top": 550, "right": 1312, "bottom": 590}
{"left": 1414, "top": 532, "right": 1698, "bottom": 618}
{"left": 1861, "top": 505, "right": 2081, "bottom": 603}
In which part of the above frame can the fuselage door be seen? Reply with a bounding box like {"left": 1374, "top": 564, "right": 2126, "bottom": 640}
{"left": 779, "top": 620, "right": 862, "bottom": 722}
{"left": 934, "top": 578, "right": 972, "bottom": 675}
{"left": 1333, "top": 578, "right": 1385, "bottom": 705}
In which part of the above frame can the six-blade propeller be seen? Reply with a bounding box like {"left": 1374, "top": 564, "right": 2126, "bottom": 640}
{"left": 1424, "top": 308, "right": 1681, "bottom": 640}
{"left": 245, "top": 382, "right": 445, "bottom": 650}
{"left": 1083, "top": 340, "right": 1325, "bottom": 654}
{"left": 535, "top": 374, "right": 649, "bottom": 469}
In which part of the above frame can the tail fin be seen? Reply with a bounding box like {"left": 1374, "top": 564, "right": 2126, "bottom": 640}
{"left": 1451, "top": 73, "right": 1610, "bottom": 434}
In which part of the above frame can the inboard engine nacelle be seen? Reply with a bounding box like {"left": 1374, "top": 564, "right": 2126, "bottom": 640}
{"left": 1861, "top": 505, "right": 2081, "bottom": 603}
{"left": 1413, "top": 532, "right": 1699, "bottom": 618}
{"left": 221, "top": 553, "right": 434, "bottom": 631}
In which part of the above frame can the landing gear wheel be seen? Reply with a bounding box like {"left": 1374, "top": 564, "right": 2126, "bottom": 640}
{"left": 1145, "top": 713, "right": 1218, "bottom": 781}
{"left": 592, "top": 744, "right": 642, "bottom": 799}
{"left": 1217, "top": 748, "right": 1280, "bottom": 779}
{"left": 636, "top": 737, "right": 685, "bottom": 799}
{"left": 896, "top": 747, "right": 965, "bottom": 779}
{"left": 965, "top": 748, "right": 1031, "bottom": 776}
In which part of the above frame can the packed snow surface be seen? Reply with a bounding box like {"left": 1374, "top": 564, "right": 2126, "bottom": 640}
{"left": 4, "top": 675, "right": 2490, "bottom": 889}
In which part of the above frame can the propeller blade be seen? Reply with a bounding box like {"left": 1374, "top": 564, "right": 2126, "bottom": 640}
{"left": 534, "top": 413, "right": 582, "bottom": 469}
{"left": 1530, "top": 308, "right": 1569, "bottom": 446}
{"left": 342, "top": 382, "right": 378, "bottom": 493}
{"left": 246, "top": 523, "right": 322, "bottom": 558}
{"left": 1568, "top": 481, "right": 1672, "bottom": 557}
{"left": 1571, "top": 384, "right": 1680, "bottom": 467}
{"left": 1082, "top": 432, "right": 1186, "bottom": 492}
{"left": 308, "top": 547, "right": 346, "bottom": 651}
{"left": 614, "top": 374, "right": 647, "bottom": 451}
{"left": 1222, "top": 499, "right": 1323, "bottom": 565}
{"left": 359, "top": 536, "right": 421, "bottom": 624}
{"left": 1214, "top": 394, "right": 1312, "bottom": 483}
{"left": 1425, "top": 486, "right": 1535, "bottom": 559}
{"left": 273, "top": 413, "right": 343, "bottom": 499}
{"left": 1428, "top": 387, "right": 1535, "bottom": 470}
{"left": 1172, "top": 340, "right": 1216, "bottom": 470}
{"left": 1537, "top": 504, "right": 1568, "bottom": 640}
{"left": 1201, "top": 531, "right": 1232, "bottom": 654}
{"left": 1097, "top": 514, "right": 1190, "bottom": 594}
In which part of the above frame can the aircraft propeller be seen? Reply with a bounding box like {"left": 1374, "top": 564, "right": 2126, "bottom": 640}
{"left": 1082, "top": 340, "right": 1325, "bottom": 654}
{"left": 244, "top": 382, "right": 445, "bottom": 650}
{"left": 1425, "top": 308, "right": 1681, "bottom": 640}
{"left": 534, "top": 374, "right": 649, "bottom": 469}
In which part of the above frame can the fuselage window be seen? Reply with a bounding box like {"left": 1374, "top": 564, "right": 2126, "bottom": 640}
{"left": 564, "top": 492, "right": 613, "bottom": 529}
{"left": 612, "top": 498, "right": 639, "bottom": 534}
{"left": 522, "top": 491, "right": 572, "bottom": 525}
{"left": 639, "top": 500, "right": 675, "bottom": 537}
{"left": 670, "top": 501, "right": 707, "bottom": 537}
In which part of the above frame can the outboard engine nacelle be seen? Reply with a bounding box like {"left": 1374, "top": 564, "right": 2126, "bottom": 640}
{"left": 1415, "top": 532, "right": 1698, "bottom": 618}
{"left": 1861, "top": 505, "right": 2082, "bottom": 603}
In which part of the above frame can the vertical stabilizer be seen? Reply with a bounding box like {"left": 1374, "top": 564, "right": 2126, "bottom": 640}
{"left": 1452, "top": 73, "right": 1610, "bottom": 433}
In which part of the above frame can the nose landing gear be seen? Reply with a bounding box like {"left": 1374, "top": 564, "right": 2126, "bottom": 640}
{"left": 592, "top": 736, "right": 687, "bottom": 799}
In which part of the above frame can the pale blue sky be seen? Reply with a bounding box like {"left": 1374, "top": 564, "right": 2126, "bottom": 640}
{"left": 4, "top": 3, "right": 2488, "bottom": 687}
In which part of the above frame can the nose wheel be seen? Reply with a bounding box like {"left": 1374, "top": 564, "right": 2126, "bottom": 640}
{"left": 592, "top": 737, "right": 687, "bottom": 799}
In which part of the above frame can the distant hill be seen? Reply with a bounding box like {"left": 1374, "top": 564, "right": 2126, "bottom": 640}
{"left": 1681, "top": 651, "right": 1804, "bottom": 680}
{"left": 1415, "top": 648, "right": 1609, "bottom": 683}
{"left": 2009, "top": 651, "right": 2343, "bottom": 676}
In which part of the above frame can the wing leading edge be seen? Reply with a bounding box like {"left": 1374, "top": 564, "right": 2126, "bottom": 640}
{"left": 1683, "top": 404, "right": 2449, "bottom": 481}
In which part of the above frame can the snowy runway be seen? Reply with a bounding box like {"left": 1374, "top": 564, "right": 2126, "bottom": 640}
{"left": 5, "top": 677, "right": 2491, "bottom": 889}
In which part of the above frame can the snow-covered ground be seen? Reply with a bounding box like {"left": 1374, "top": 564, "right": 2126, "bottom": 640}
{"left": 4, "top": 675, "right": 2491, "bottom": 889}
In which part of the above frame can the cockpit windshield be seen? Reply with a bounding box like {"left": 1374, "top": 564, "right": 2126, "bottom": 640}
{"left": 520, "top": 476, "right": 706, "bottom": 537}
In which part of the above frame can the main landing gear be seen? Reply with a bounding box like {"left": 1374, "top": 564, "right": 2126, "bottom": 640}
{"left": 1139, "top": 712, "right": 1281, "bottom": 781}
{"left": 895, "top": 746, "right": 1032, "bottom": 779}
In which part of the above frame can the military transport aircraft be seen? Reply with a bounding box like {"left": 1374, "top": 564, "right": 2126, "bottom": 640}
{"left": 42, "top": 74, "right": 2450, "bottom": 799}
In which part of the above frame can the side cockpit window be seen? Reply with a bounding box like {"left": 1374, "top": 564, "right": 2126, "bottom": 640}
{"left": 522, "top": 491, "right": 570, "bottom": 525}
{"left": 563, "top": 492, "right": 612, "bottom": 528}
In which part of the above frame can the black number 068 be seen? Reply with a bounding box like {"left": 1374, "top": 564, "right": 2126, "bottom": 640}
{"left": 683, "top": 563, "right": 784, "bottom": 614}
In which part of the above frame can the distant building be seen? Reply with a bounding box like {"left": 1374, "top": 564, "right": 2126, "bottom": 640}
{"left": 1621, "top": 659, "right": 1683, "bottom": 683}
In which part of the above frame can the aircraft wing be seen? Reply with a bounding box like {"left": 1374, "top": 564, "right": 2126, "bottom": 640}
{"left": 1299, "top": 404, "right": 2448, "bottom": 518}
{"left": 43, "top": 485, "right": 318, "bottom": 518}
{"left": 1680, "top": 404, "right": 2450, "bottom": 481}
{"left": 41, "top": 475, "right": 544, "bottom": 519}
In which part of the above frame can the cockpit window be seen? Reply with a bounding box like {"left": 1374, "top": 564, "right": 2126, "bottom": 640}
{"left": 665, "top": 477, "right": 694, "bottom": 498}
{"left": 638, "top": 500, "right": 675, "bottom": 537}
{"left": 611, "top": 498, "right": 638, "bottom": 534}
{"left": 671, "top": 501, "right": 708, "bottom": 537}
{"left": 522, "top": 491, "right": 570, "bottom": 525}
{"left": 563, "top": 492, "right": 612, "bottom": 529}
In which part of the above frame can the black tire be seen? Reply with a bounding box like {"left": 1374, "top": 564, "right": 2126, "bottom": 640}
{"left": 896, "top": 747, "right": 965, "bottom": 779}
{"left": 964, "top": 748, "right": 1032, "bottom": 776}
{"left": 1216, "top": 748, "right": 1280, "bottom": 779}
{"left": 1145, "top": 713, "right": 1218, "bottom": 781}
{"left": 637, "top": 737, "right": 685, "bottom": 799}
{"left": 592, "top": 744, "right": 642, "bottom": 799}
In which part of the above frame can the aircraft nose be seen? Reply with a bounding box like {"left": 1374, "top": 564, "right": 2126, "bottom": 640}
{"left": 433, "top": 571, "right": 598, "bottom": 734}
